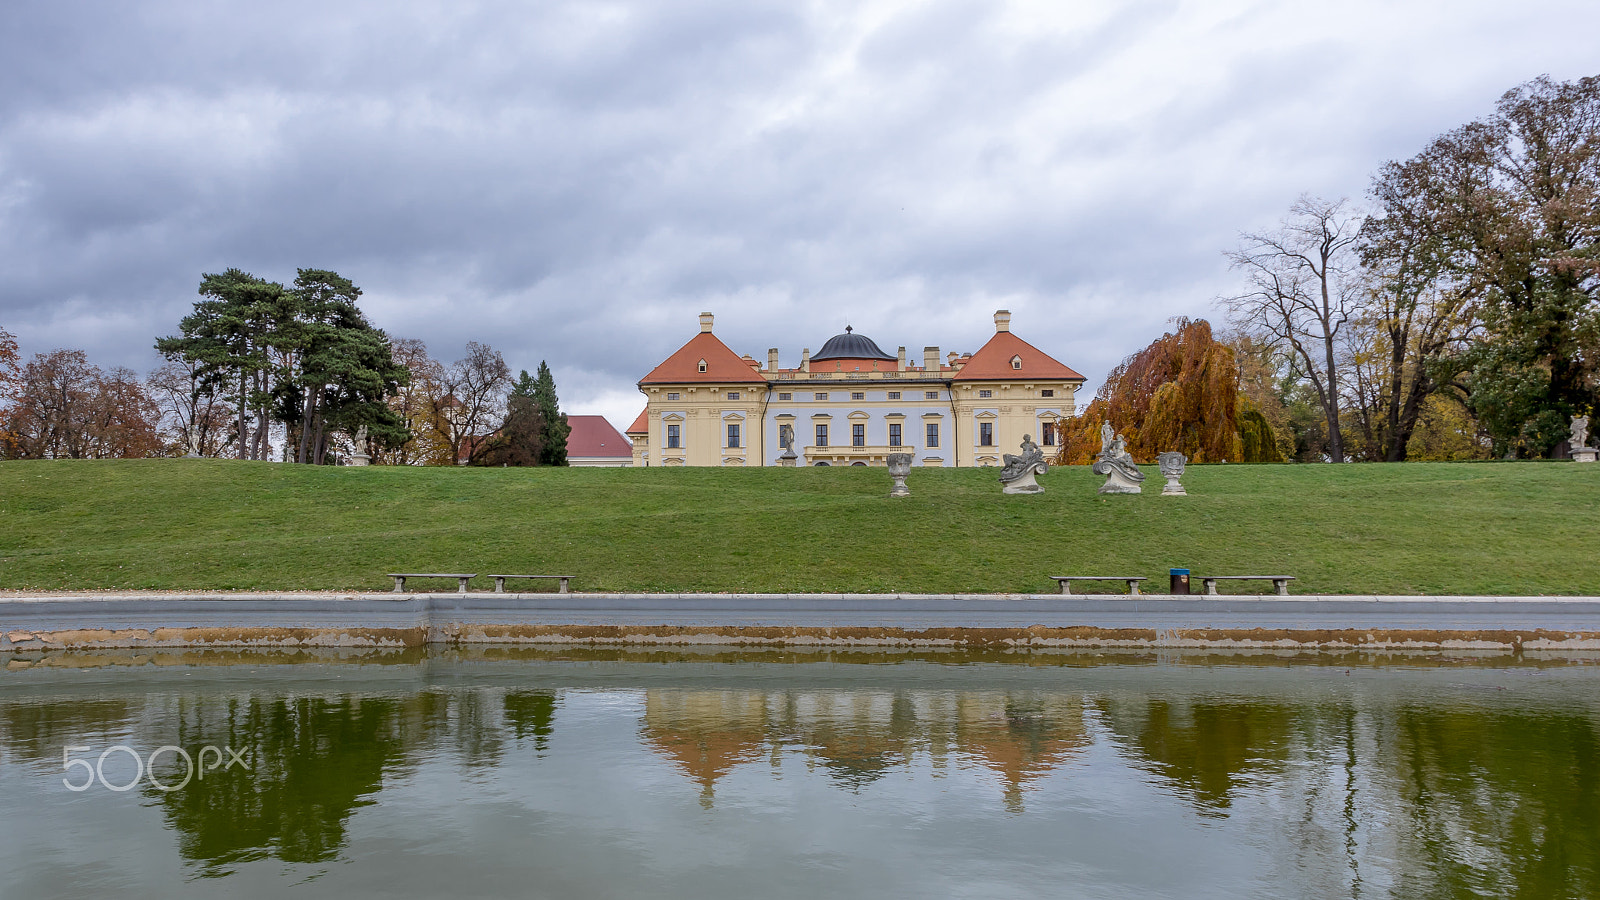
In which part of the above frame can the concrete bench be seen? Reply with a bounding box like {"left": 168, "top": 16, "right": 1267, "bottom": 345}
{"left": 1197, "top": 575, "right": 1296, "bottom": 596}
{"left": 1051, "top": 576, "right": 1146, "bottom": 596}
{"left": 487, "top": 575, "right": 574, "bottom": 594}
{"left": 387, "top": 573, "right": 477, "bottom": 593}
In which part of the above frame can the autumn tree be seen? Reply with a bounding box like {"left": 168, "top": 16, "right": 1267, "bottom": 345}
{"left": 1054, "top": 319, "right": 1281, "bottom": 465}
{"left": 1224, "top": 197, "right": 1364, "bottom": 462}
{"left": 1389, "top": 76, "right": 1600, "bottom": 456}
{"left": 4, "top": 350, "right": 162, "bottom": 459}
{"left": 0, "top": 326, "right": 18, "bottom": 455}
{"left": 381, "top": 338, "right": 447, "bottom": 465}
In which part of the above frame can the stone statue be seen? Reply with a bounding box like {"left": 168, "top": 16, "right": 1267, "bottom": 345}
{"left": 886, "top": 452, "right": 913, "bottom": 497}
{"left": 777, "top": 423, "right": 799, "bottom": 466}
{"left": 1091, "top": 421, "right": 1145, "bottom": 494}
{"left": 1572, "top": 415, "right": 1598, "bottom": 463}
{"left": 1157, "top": 451, "right": 1187, "bottom": 496}
{"left": 998, "top": 435, "right": 1047, "bottom": 494}
{"left": 348, "top": 425, "right": 372, "bottom": 466}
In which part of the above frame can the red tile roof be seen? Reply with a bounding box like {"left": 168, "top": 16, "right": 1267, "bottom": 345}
{"left": 566, "top": 415, "right": 632, "bottom": 459}
{"left": 639, "top": 331, "right": 768, "bottom": 385}
{"left": 952, "top": 331, "right": 1085, "bottom": 382}
{"left": 626, "top": 408, "right": 648, "bottom": 435}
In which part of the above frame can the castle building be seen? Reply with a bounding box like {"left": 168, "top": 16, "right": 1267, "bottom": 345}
{"left": 627, "top": 310, "right": 1084, "bottom": 467}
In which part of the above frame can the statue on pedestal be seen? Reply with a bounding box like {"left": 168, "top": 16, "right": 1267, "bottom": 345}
{"left": 1157, "top": 451, "right": 1187, "bottom": 496}
{"left": 348, "top": 425, "right": 372, "bottom": 466}
{"left": 1092, "top": 422, "right": 1145, "bottom": 494}
{"left": 777, "top": 423, "right": 798, "bottom": 467}
{"left": 1572, "top": 415, "right": 1597, "bottom": 463}
{"left": 999, "top": 435, "right": 1048, "bottom": 494}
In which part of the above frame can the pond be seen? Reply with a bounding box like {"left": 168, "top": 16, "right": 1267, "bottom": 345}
{"left": 1, "top": 647, "right": 1596, "bottom": 899}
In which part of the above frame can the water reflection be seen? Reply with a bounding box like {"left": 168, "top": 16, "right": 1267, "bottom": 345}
{"left": 0, "top": 649, "right": 1597, "bottom": 898}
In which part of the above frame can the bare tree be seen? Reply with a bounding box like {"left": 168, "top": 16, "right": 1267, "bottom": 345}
{"left": 429, "top": 342, "right": 512, "bottom": 465}
{"left": 5, "top": 350, "right": 162, "bottom": 458}
{"left": 148, "top": 359, "right": 231, "bottom": 456}
{"left": 1224, "top": 196, "right": 1365, "bottom": 462}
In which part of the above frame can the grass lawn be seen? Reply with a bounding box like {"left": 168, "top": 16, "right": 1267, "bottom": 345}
{"left": 0, "top": 458, "right": 1595, "bottom": 595}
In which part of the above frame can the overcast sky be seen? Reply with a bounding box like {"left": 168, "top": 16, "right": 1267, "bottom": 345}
{"left": 3, "top": 0, "right": 1597, "bottom": 428}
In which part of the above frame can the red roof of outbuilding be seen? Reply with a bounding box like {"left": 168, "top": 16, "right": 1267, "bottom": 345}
{"left": 566, "top": 415, "right": 633, "bottom": 458}
{"left": 951, "top": 331, "right": 1085, "bottom": 382}
{"left": 639, "top": 331, "right": 767, "bottom": 385}
{"left": 626, "top": 409, "right": 648, "bottom": 435}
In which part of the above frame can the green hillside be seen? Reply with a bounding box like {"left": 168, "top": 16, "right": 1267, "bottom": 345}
{"left": 0, "top": 459, "right": 1595, "bottom": 595}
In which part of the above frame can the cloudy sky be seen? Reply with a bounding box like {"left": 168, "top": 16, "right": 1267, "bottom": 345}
{"left": 3, "top": 0, "right": 1597, "bottom": 427}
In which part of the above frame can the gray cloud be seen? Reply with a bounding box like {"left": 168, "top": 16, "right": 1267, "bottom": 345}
{"left": 2, "top": 0, "right": 1597, "bottom": 427}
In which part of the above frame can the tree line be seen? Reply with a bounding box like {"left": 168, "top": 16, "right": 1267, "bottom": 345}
{"left": 1067, "top": 74, "right": 1600, "bottom": 463}
{"left": 0, "top": 269, "right": 570, "bottom": 465}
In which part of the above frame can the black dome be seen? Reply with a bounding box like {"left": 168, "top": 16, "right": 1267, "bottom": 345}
{"left": 812, "top": 327, "right": 896, "bottom": 361}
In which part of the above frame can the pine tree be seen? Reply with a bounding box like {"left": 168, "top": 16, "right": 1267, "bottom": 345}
{"left": 532, "top": 361, "right": 569, "bottom": 466}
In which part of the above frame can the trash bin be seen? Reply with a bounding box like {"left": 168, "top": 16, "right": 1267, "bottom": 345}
{"left": 1170, "top": 568, "right": 1190, "bottom": 596}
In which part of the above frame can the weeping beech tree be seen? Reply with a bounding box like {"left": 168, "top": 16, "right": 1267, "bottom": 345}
{"left": 1055, "top": 319, "right": 1283, "bottom": 464}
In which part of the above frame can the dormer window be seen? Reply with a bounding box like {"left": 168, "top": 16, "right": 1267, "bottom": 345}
{"left": 697, "top": 359, "right": 707, "bottom": 373}
{"left": 1011, "top": 355, "right": 1022, "bottom": 370}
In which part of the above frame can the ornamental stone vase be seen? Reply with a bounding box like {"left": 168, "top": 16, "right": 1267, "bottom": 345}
{"left": 886, "top": 452, "right": 913, "bottom": 497}
{"left": 1157, "top": 451, "right": 1187, "bottom": 495}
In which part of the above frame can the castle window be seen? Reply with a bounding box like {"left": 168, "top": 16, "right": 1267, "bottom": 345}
{"left": 727, "top": 392, "right": 740, "bottom": 400}
{"left": 667, "top": 393, "right": 680, "bottom": 401}
{"left": 778, "top": 392, "right": 792, "bottom": 400}
{"left": 667, "top": 424, "right": 681, "bottom": 449}
{"left": 1042, "top": 423, "right": 1056, "bottom": 446}
{"left": 889, "top": 423, "right": 902, "bottom": 447}
{"left": 727, "top": 423, "right": 740, "bottom": 448}
{"left": 814, "top": 392, "right": 828, "bottom": 401}
{"left": 888, "top": 391, "right": 901, "bottom": 400}
{"left": 925, "top": 391, "right": 938, "bottom": 400}
{"left": 698, "top": 359, "right": 707, "bottom": 373}
{"left": 978, "top": 390, "right": 993, "bottom": 399}
{"left": 1011, "top": 356, "right": 1022, "bottom": 370}
{"left": 926, "top": 423, "right": 939, "bottom": 447}
{"left": 1041, "top": 389, "right": 1054, "bottom": 398}
{"left": 980, "top": 422, "right": 994, "bottom": 446}
{"left": 851, "top": 392, "right": 864, "bottom": 400}
{"left": 852, "top": 424, "right": 865, "bottom": 446}
{"left": 815, "top": 424, "right": 829, "bottom": 447}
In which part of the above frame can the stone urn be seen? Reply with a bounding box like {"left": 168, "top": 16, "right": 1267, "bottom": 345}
{"left": 1157, "top": 451, "right": 1187, "bottom": 496}
{"left": 886, "top": 452, "right": 913, "bottom": 497}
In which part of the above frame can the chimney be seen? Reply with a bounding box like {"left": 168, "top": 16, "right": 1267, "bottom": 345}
{"left": 923, "top": 346, "right": 939, "bottom": 371}
{"left": 897, "top": 346, "right": 907, "bottom": 371}
{"left": 767, "top": 348, "right": 780, "bottom": 371}
{"left": 699, "top": 312, "right": 714, "bottom": 333}
{"left": 994, "top": 309, "right": 1011, "bottom": 333}
{"left": 801, "top": 348, "right": 811, "bottom": 373}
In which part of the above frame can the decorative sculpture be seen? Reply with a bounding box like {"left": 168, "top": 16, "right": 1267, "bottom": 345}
{"left": 1157, "top": 451, "right": 1187, "bottom": 496}
{"left": 1092, "top": 422, "right": 1145, "bottom": 494}
{"left": 777, "top": 423, "right": 798, "bottom": 467}
{"left": 998, "top": 435, "right": 1048, "bottom": 494}
{"left": 1572, "top": 415, "right": 1597, "bottom": 463}
{"left": 348, "top": 425, "right": 372, "bottom": 466}
{"left": 887, "top": 452, "right": 913, "bottom": 497}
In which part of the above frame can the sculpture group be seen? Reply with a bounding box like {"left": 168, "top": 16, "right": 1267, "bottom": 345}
{"left": 1573, "top": 415, "right": 1596, "bottom": 463}
{"left": 888, "top": 425, "right": 1190, "bottom": 497}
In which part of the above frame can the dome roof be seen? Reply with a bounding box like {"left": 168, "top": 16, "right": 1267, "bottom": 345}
{"left": 812, "top": 326, "right": 896, "bottom": 362}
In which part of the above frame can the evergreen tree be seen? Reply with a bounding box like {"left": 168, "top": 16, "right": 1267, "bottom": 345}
{"left": 532, "top": 361, "right": 569, "bottom": 466}
{"left": 482, "top": 370, "right": 544, "bottom": 466}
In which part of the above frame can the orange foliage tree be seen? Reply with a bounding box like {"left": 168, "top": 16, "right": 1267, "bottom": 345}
{"left": 1055, "top": 319, "right": 1282, "bottom": 464}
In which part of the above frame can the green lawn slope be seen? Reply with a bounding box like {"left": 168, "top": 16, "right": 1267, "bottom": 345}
{"left": 0, "top": 459, "right": 1595, "bottom": 595}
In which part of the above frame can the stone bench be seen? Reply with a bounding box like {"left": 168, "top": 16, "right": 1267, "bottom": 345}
{"left": 487, "top": 575, "right": 574, "bottom": 594}
{"left": 1051, "top": 576, "right": 1146, "bottom": 596}
{"left": 387, "top": 573, "right": 477, "bottom": 593}
{"left": 1197, "top": 575, "right": 1296, "bottom": 596}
